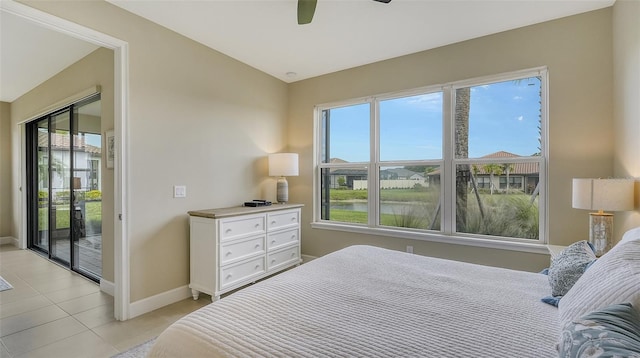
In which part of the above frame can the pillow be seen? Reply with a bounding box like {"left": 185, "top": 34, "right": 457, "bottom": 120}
{"left": 547, "top": 240, "right": 597, "bottom": 297}
{"left": 558, "top": 303, "right": 640, "bottom": 358}
{"left": 619, "top": 226, "right": 640, "bottom": 246}
{"left": 558, "top": 238, "right": 640, "bottom": 330}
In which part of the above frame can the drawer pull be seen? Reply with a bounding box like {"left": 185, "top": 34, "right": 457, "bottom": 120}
{"left": 291, "top": 252, "right": 295, "bottom": 256}
{"left": 271, "top": 240, "right": 277, "bottom": 244}
{"left": 226, "top": 274, "right": 232, "bottom": 279}
{"left": 225, "top": 251, "right": 232, "bottom": 256}
{"left": 254, "top": 264, "right": 260, "bottom": 270}
{"left": 255, "top": 243, "right": 261, "bottom": 248}
{"left": 271, "top": 221, "right": 276, "bottom": 225}
{"left": 271, "top": 259, "right": 276, "bottom": 264}
{"left": 291, "top": 217, "right": 296, "bottom": 221}
{"left": 225, "top": 228, "right": 232, "bottom": 233}
{"left": 254, "top": 223, "right": 260, "bottom": 228}
{"left": 291, "top": 234, "right": 296, "bottom": 239}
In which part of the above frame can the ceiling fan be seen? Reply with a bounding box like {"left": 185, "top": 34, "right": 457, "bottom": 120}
{"left": 297, "top": 0, "right": 392, "bottom": 25}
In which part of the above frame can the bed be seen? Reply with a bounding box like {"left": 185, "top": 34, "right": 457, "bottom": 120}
{"left": 148, "top": 245, "right": 563, "bottom": 357}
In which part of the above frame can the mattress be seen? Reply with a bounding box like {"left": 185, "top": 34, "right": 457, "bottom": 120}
{"left": 148, "top": 245, "right": 559, "bottom": 357}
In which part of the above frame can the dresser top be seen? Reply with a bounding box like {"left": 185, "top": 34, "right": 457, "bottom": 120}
{"left": 188, "top": 203, "right": 303, "bottom": 219}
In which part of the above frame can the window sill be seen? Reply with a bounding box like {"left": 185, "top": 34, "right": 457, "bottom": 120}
{"left": 310, "top": 221, "right": 549, "bottom": 255}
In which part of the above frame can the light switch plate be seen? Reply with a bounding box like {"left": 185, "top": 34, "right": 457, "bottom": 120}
{"left": 174, "top": 185, "right": 186, "bottom": 198}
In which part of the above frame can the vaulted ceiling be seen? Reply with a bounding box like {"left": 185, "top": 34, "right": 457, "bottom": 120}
{"left": 1, "top": 0, "right": 615, "bottom": 102}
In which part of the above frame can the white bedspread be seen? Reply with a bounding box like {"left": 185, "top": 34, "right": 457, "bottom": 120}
{"left": 149, "top": 245, "right": 559, "bottom": 357}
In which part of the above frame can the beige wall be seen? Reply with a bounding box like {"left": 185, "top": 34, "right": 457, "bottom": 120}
{"left": 0, "top": 102, "right": 12, "bottom": 238}
{"left": 613, "top": 0, "right": 640, "bottom": 238}
{"left": 17, "top": 0, "right": 289, "bottom": 302}
{"left": 10, "top": 48, "right": 115, "bottom": 281}
{"left": 288, "top": 8, "right": 614, "bottom": 272}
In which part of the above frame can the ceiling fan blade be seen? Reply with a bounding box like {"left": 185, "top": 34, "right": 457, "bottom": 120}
{"left": 298, "top": 0, "right": 317, "bottom": 25}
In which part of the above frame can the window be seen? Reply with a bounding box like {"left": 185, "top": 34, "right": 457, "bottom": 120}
{"left": 314, "top": 68, "right": 547, "bottom": 247}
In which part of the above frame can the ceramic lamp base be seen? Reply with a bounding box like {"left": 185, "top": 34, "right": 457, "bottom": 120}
{"left": 588, "top": 212, "right": 613, "bottom": 257}
{"left": 276, "top": 177, "right": 288, "bottom": 203}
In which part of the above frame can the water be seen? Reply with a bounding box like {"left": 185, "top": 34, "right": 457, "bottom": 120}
{"left": 330, "top": 201, "right": 425, "bottom": 214}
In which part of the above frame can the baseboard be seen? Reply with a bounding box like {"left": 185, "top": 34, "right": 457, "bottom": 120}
{"left": 100, "top": 279, "right": 115, "bottom": 296}
{"left": 301, "top": 254, "right": 318, "bottom": 263}
{"left": 129, "top": 285, "right": 192, "bottom": 319}
{"left": 0, "top": 236, "right": 18, "bottom": 246}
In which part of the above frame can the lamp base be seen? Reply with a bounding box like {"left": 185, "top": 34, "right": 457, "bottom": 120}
{"left": 276, "top": 177, "right": 288, "bottom": 203}
{"left": 588, "top": 212, "right": 613, "bottom": 257}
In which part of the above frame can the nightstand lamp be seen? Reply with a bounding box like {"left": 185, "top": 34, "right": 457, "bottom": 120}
{"left": 268, "top": 153, "right": 299, "bottom": 203}
{"left": 572, "top": 178, "right": 634, "bottom": 256}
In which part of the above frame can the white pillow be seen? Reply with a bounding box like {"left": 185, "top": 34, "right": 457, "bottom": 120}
{"left": 619, "top": 226, "right": 640, "bottom": 245}
{"left": 558, "top": 238, "right": 640, "bottom": 330}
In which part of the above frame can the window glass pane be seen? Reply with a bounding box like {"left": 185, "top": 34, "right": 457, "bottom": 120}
{"left": 455, "top": 77, "right": 542, "bottom": 159}
{"left": 380, "top": 92, "right": 442, "bottom": 161}
{"left": 456, "top": 162, "right": 540, "bottom": 239}
{"left": 379, "top": 166, "right": 440, "bottom": 231}
{"left": 321, "top": 103, "right": 370, "bottom": 163}
{"left": 320, "top": 168, "right": 368, "bottom": 224}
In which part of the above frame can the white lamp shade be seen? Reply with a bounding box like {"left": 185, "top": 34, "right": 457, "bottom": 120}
{"left": 572, "top": 178, "right": 634, "bottom": 212}
{"left": 268, "top": 153, "right": 299, "bottom": 177}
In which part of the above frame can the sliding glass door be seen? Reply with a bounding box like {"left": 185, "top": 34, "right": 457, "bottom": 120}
{"left": 27, "top": 94, "right": 102, "bottom": 281}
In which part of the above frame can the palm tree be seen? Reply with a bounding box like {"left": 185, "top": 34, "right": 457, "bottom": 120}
{"left": 454, "top": 88, "right": 470, "bottom": 230}
{"left": 483, "top": 163, "right": 503, "bottom": 195}
{"left": 501, "top": 163, "right": 514, "bottom": 193}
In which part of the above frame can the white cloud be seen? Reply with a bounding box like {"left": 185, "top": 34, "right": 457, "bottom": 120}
{"left": 513, "top": 96, "right": 523, "bottom": 100}
{"left": 517, "top": 115, "right": 524, "bottom": 121}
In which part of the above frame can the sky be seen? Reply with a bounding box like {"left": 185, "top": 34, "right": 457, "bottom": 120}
{"left": 327, "top": 76, "right": 542, "bottom": 163}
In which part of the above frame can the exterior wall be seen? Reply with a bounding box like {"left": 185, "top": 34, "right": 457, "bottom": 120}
{"left": 288, "top": 8, "right": 614, "bottom": 272}
{"left": 14, "top": 0, "right": 289, "bottom": 302}
{"left": 612, "top": 0, "right": 640, "bottom": 239}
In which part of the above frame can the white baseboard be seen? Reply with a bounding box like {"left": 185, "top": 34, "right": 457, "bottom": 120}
{"left": 129, "top": 285, "right": 192, "bottom": 319}
{"left": 100, "top": 279, "right": 115, "bottom": 296}
{"left": 0, "top": 237, "right": 18, "bottom": 246}
{"left": 301, "top": 254, "right": 318, "bottom": 263}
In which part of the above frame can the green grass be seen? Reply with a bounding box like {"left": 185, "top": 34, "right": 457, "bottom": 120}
{"left": 327, "top": 188, "right": 538, "bottom": 239}
{"left": 39, "top": 201, "right": 102, "bottom": 230}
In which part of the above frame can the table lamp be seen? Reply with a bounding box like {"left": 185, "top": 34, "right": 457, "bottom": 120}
{"left": 572, "top": 178, "right": 634, "bottom": 256}
{"left": 269, "top": 153, "right": 299, "bottom": 203}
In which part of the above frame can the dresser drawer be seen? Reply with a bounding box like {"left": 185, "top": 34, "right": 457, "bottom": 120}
{"left": 220, "top": 236, "right": 265, "bottom": 265}
{"left": 220, "top": 215, "right": 265, "bottom": 241}
{"left": 267, "top": 228, "right": 298, "bottom": 251}
{"left": 220, "top": 256, "right": 265, "bottom": 290}
{"left": 267, "top": 209, "right": 299, "bottom": 231}
{"left": 267, "top": 245, "right": 299, "bottom": 271}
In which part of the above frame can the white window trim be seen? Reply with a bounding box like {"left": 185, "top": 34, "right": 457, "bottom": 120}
{"left": 312, "top": 67, "right": 549, "bottom": 253}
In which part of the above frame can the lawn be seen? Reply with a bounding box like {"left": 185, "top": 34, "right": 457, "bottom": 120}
{"left": 39, "top": 201, "right": 102, "bottom": 231}
{"left": 327, "top": 188, "right": 539, "bottom": 239}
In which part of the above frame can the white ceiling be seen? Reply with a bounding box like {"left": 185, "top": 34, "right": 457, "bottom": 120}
{"left": 1, "top": 0, "right": 614, "bottom": 103}
{"left": 0, "top": 11, "right": 99, "bottom": 102}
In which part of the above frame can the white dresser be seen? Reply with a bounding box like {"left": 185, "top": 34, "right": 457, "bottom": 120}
{"left": 188, "top": 204, "right": 303, "bottom": 301}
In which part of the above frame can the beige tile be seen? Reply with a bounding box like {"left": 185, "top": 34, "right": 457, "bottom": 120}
{"left": 23, "top": 274, "right": 88, "bottom": 294}
{"left": 73, "top": 304, "right": 115, "bottom": 329}
{"left": 0, "top": 304, "right": 68, "bottom": 337}
{"left": 57, "top": 291, "right": 112, "bottom": 315}
{"left": 13, "top": 330, "right": 118, "bottom": 358}
{"left": 43, "top": 281, "right": 100, "bottom": 304}
{"left": 0, "top": 295, "right": 53, "bottom": 319}
{"left": 92, "top": 312, "right": 167, "bottom": 347}
{"left": 2, "top": 316, "right": 87, "bottom": 356}
{"left": 112, "top": 325, "right": 165, "bottom": 353}
{"left": 153, "top": 297, "right": 209, "bottom": 325}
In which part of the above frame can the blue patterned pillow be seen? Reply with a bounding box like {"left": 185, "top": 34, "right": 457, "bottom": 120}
{"left": 548, "top": 240, "right": 597, "bottom": 297}
{"left": 558, "top": 303, "right": 640, "bottom": 357}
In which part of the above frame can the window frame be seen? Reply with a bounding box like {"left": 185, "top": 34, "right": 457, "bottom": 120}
{"left": 312, "top": 67, "right": 549, "bottom": 254}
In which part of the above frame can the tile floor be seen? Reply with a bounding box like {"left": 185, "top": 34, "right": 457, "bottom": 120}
{"left": 0, "top": 244, "right": 210, "bottom": 358}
